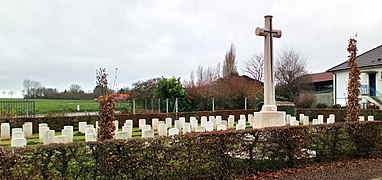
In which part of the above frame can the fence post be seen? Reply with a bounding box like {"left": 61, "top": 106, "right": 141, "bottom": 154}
{"left": 212, "top": 97, "right": 215, "bottom": 112}
{"left": 175, "top": 98, "right": 178, "bottom": 113}
{"left": 166, "top": 98, "right": 169, "bottom": 113}
{"left": 158, "top": 99, "right": 161, "bottom": 113}
{"left": 133, "top": 99, "right": 136, "bottom": 114}
{"left": 245, "top": 97, "right": 247, "bottom": 110}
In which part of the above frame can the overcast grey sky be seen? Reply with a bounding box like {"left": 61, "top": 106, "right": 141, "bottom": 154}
{"left": 1, "top": 0, "right": 381, "bottom": 98}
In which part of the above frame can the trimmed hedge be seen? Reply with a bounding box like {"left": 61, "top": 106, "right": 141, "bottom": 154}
{"left": 1, "top": 121, "right": 382, "bottom": 179}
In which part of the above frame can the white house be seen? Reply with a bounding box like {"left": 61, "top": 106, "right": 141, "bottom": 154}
{"left": 327, "top": 44, "right": 382, "bottom": 108}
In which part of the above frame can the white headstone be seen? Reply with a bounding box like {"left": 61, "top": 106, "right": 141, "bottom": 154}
{"left": 79, "top": 122, "right": 87, "bottom": 134}
{"left": 190, "top": 118, "right": 198, "bottom": 131}
{"left": 141, "top": 125, "right": 151, "bottom": 133}
{"left": 286, "top": 114, "right": 291, "bottom": 125}
{"left": 303, "top": 116, "right": 309, "bottom": 125}
{"left": 11, "top": 138, "right": 27, "bottom": 147}
{"left": 248, "top": 114, "right": 254, "bottom": 127}
{"left": 240, "top": 114, "right": 246, "bottom": 121}
{"left": 62, "top": 129, "right": 73, "bottom": 143}
{"left": 139, "top": 119, "right": 146, "bottom": 129}
{"left": 327, "top": 117, "right": 334, "bottom": 124}
{"left": 168, "top": 128, "right": 179, "bottom": 136}
{"left": 1, "top": 123, "right": 11, "bottom": 140}
{"left": 201, "top": 116, "right": 207, "bottom": 127}
{"left": 43, "top": 130, "right": 55, "bottom": 145}
{"left": 23, "top": 122, "right": 33, "bottom": 138}
{"left": 359, "top": 116, "right": 365, "bottom": 121}
{"left": 183, "top": 123, "right": 191, "bottom": 134}
{"left": 39, "top": 127, "right": 49, "bottom": 143}
{"left": 165, "top": 118, "right": 172, "bottom": 128}
{"left": 238, "top": 119, "right": 246, "bottom": 125}
{"left": 312, "top": 119, "right": 319, "bottom": 125}
{"left": 208, "top": 116, "right": 215, "bottom": 121}
{"left": 329, "top": 114, "right": 335, "bottom": 122}
{"left": 54, "top": 135, "right": 67, "bottom": 143}
{"left": 12, "top": 129, "right": 24, "bottom": 139}
{"left": 85, "top": 126, "right": 97, "bottom": 142}
{"left": 229, "top": 115, "right": 235, "bottom": 119}
{"left": 217, "top": 124, "right": 227, "bottom": 131}
{"left": 236, "top": 123, "right": 246, "bottom": 130}
{"left": 290, "top": 117, "right": 299, "bottom": 126}
{"left": 158, "top": 123, "right": 168, "bottom": 136}
{"left": 228, "top": 117, "right": 235, "bottom": 129}
{"left": 195, "top": 126, "right": 206, "bottom": 132}
{"left": 142, "top": 130, "right": 155, "bottom": 138}
{"left": 299, "top": 114, "right": 305, "bottom": 124}
{"left": 152, "top": 118, "right": 159, "bottom": 130}
{"left": 116, "top": 131, "right": 129, "bottom": 140}
{"left": 318, "top": 115, "right": 324, "bottom": 124}
{"left": 121, "top": 126, "right": 132, "bottom": 138}
{"left": 220, "top": 120, "right": 227, "bottom": 127}
{"left": 125, "top": 120, "right": 133, "bottom": 128}
{"left": 205, "top": 121, "right": 214, "bottom": 132}
{"left": 174, "top": 120, "right": 182, "bottom": 130}
{"left": 368, "top": 116, "right": 374, "bottom": 121}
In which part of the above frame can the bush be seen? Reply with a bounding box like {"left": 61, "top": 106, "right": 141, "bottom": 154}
{"left": 1, "top": 122, "right": 382, "bottom": 179}
{"left": 316, "top": 103, "right": 328, "bottom": 109}
{"left": 295, "top": 90, "right": 316, "bottom": 108}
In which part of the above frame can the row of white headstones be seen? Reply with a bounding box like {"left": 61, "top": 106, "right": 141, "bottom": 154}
{"left": 0, "top": 114, "right": 375, "bottom": 147}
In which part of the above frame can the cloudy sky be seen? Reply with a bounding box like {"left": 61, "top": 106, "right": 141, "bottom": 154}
{"left": 1, "top": 0, "right": 381, "bottom": 98}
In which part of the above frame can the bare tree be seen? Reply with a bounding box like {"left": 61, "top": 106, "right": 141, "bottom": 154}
{"left": 23, "top": 79, "right": 33, "bottom": 98}
{"left": 242, "top": 52, "right": 264, "bottom": 81}
{"left": 8, "top": 91, "right": 15, "bottom": 98}
{"left": 69, "top": 84, "right": 83, "bottom": 94}
{"left": 222, "top": 43, "right": 238, "bottom": 78}
{"left": 275, "top": 48, "right": 308, "bottom": 99}
{"left": 345, "top": 38, "right": 360, "bottom": 122}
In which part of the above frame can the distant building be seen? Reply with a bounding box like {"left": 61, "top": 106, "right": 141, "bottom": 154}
{"left": 299, "top": 72, "right": 333, "bottom": 106}
{"left": 327, "top": 44, "right": 382, "bottom": 108}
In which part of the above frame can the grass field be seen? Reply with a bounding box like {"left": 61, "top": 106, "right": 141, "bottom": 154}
{"left": 0, "top": 98, "right": 132, "bottom": 115}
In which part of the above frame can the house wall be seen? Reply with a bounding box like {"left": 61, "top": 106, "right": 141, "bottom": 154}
{"left": 334, "top": 66, "right": 382, "bottom": 106}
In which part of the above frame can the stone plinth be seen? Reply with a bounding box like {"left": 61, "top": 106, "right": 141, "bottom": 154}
{"left": 253, "top": 111, "right": 286, "bottom": 128}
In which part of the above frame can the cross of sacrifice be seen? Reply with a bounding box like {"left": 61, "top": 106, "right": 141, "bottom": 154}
{"left": 255, "top": 15, "right": 282, "bottom": 112}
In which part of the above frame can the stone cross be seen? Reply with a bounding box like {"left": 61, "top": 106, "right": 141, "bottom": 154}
{"left": 256, "top": 15, "right": 282, "bottom": 112}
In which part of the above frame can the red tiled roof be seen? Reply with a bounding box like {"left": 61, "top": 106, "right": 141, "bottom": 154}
{"left": 301, "top": 72, "right": 333, "bottom": 83}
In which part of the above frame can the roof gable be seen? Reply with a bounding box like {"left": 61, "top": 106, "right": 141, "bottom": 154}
{"left": 327, "top": 44, "right": 382, "bottom": 72}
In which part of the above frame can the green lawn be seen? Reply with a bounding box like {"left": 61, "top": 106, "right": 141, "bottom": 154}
{"left": 0, "top": 98, "right": 132, "bottom": 115}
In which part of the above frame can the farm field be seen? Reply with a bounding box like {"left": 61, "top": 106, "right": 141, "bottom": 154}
{"left": 0, "top": 98, "right": 132, "bottom": 115}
